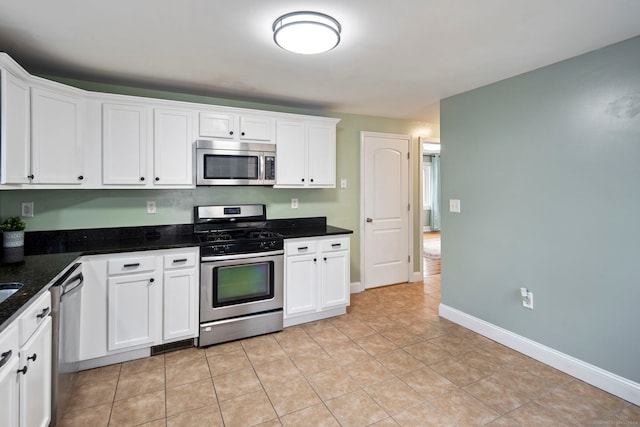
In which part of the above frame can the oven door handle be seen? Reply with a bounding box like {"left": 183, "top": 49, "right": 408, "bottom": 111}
{"left": 201, "top": 250, "right": 284, "bottom": 262}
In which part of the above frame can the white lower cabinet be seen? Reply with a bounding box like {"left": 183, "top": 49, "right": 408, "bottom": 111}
{"left": 0, "top": 291, "right": 52, "bottom": 427}
{"left": 284, "top": 236, "right": 350, "bottom": 326}
{"left": 80, "top": 247, "right": 199, "bottom": 365}
{"left": 162, "top": 252, "right": 198, "bottom": 342}
{"left": 107, "top": 272, "right": 158, "bottom": 351}
{"left": 19, "top": 316, "right": 51, "bottom": 427}
{"left": 0, "top": 322, "right": 20, "bottom": 427}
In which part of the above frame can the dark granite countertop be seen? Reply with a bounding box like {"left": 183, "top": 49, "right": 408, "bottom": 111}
{"left": 267, "top": 217, "right": 353, "bottom": 239}
{"left": 0, "top": 219, "right": 352, "bottom": 332}
{"left": 0, "top": 252, "right": 81, "bottom": 330}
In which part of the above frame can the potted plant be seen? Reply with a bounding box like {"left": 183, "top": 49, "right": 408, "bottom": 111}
{"left": 1, "top": 216, "right": 27, "bottom": 248}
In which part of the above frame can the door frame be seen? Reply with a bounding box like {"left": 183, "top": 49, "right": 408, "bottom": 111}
{"left": 359, "top": 131, "right": 415, "bottom": 291}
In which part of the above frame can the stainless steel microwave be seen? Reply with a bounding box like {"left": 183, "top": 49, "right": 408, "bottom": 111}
{"left": 196, "top": 140, "right": 276, "bottom": 186}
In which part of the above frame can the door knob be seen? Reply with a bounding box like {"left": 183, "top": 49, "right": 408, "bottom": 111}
{"left": 366, "top": 218, "right": 373, "bottom": 223}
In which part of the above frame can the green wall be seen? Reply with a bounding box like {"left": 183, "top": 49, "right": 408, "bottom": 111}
{"left": 440, "top": 36, "right": 640, "bottom": 382}
{"left": 0, "top": 77, "right": 439, "bottom": 282}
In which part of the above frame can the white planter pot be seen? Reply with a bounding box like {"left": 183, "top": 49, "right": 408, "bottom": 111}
{"left": 3, "top": 230, "right": 25, "bottom": 248}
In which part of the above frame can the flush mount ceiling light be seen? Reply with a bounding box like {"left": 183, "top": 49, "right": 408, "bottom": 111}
{"left": 272, "top": 11, "right": 341, "bottom": 54}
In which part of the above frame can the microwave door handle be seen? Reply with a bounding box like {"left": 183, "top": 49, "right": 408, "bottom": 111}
{"left": 259, "top": 154, "right": 265, "bottom": 183}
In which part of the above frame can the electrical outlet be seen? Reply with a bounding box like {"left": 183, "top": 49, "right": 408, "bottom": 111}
{"left": 21, "top": 202, "right": 34, "bottom": 218}
{"left": 449, "top": 199, "right": 461, "bottom": 213}
{"left": 291, "top": 198, "right": 298, "bottom": 209}
{"left": 521, "top": 288, "right": 534, "bottom": 309}
{"left": 341, "top": 178, "right": 347, "bottom": 189}
{"left": 147, "top": 201, "right": 157, "bottom": 214}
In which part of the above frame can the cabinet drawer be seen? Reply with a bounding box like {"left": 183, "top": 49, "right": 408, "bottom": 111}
{"left": 163, "top": 252, "right": 197, "bottom": 269}
{"left": 18, "top": 291, "right": 51, "bottom": 346}
{"left": 320, "top": 237, "right": 350, "bottom": 253}
{"left": 285, "top": 240, "right": 317, "bottom": 255}
{"left": 108, "top": 255, "right": 156, "bottom": 275}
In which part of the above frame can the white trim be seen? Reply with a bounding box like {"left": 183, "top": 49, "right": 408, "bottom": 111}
{"left": 360, "top": 131, "right": 413, "bottom": 290}
{"left": 419, "top": 139, "right": 425, "bottom": 277}
{"left": 411, "top": 272, "right": 424, "bottom": 283}
{"left": 350, "top": 281, "right": 364, "bottom": 293}
{"left": 439, "top": 304, "right": 640, "bottom": 405}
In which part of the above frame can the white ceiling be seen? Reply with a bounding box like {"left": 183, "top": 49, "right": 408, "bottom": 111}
{"left": 1, "top": 0, "right": 640, "bottom": 120}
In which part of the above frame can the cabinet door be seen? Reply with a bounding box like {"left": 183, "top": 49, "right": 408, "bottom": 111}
{"left": 163, "top": 268, "right": 197, "bottom": 341}
{"left": 239, "top": 115, "right": 272, "bottom": 141}
{"left": 0, "top": 68, "right": 30, "bottom": 184}
{"left": 320, "top": 251, "right": 350, "bottom": 309}
{"left": 30, "top": 87, "right": 84, "bottom": 184}
{"left": 307, "top": 122, "right": 336, "bottom": 187}
{"left": 19, "top": 316, "right": 52, "bottom": 427}
{"left": 0, "top": 323, "right": 19, "bottom": 427}
{"left": 102, "top": 103, "right": 148, "bottom": 185}
{"left": 107, "top": 272, "right": 158, "bottom": 351}
{"left": 0, "top": 356, "right": 19, "bottom": 427}
{"left": 199, "top": 111, "right": 236, "bottom": 139}
{"left": 275, "top": 120, "right": 306, "bottom": 186}
{"left": 153, "top": 108, "right": 193, "bottom": 185}
{"left": 285, "top": 254, "right": 318, "bottom": 316}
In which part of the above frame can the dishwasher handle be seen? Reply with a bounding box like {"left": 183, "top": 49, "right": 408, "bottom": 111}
{"left": 61, "top": 272, "right": 84, "bottom": 299}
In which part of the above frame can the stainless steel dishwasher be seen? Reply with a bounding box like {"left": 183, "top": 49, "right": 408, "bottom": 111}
{"left": 50, "top": 262, "right": 83, "bottom": 426}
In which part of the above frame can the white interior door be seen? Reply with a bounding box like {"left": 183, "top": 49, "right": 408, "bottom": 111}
{"left": 361, "top": 132, "right": 410, "bottom": 289}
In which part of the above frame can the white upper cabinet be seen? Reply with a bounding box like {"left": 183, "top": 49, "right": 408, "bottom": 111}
{"left": 275, "top": 118, "right": 338, "bottom": 188}
{"left": 101, "top": 104, "right": 194, "bottom": 187}
{"left": 307, "top": 122, "right": 336, "bottom": 187}
{"left": 0, "top": 68, "right": 30, "bottom": 184}
{"left": 153, "top": 108, "right": 194, "bottom": 185}
{"left": 274, "top": 120, "right": 306, "bottom": 186}
{"left": 102, "top": 103, "right": 148, "bottom": 185}
{"left": 30, "top": 86, "right": 84, "bottom": 184}
{"left": 199, "top": 111, "right": 273, "bottom": 142}
{"left": 1, "top": 53, "right": 340, "bottom": 189}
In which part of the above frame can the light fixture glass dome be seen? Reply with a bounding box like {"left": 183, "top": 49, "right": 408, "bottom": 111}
{"left": 273, "top": 11, "right": 341, "bottom": 55}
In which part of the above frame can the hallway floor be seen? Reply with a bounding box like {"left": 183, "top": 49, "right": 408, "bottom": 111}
{"left": 60, "top": 276, "right": 639, "bottom": 426}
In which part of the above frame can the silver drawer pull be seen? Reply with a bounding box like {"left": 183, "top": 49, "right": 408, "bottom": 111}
{"left": 123, "top": 263, "right": 140, "bottom": 268}
{"left": 331, "top": 243, "right": 341, "bottom": 248}
{"left": 36, "top": 307, "right": 50, "bottom": 319}
{"left": 298, "top": 246, "right": 308, "bottom": 251}
{"left": 172, "top": 258, "right": 188, "bottom": 263}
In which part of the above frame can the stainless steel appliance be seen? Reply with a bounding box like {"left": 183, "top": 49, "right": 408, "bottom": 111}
{"left": 195, "top": 205, "right": 284, "bottom": 346}
{"left": 50, "top": 262, "right": 83, "bottom": 426}
{"left": 196, "top": 140, "right": 276, "bottom": 186}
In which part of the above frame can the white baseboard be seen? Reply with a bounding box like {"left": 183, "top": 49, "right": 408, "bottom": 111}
{"left": 439, "top": 304, "right": 640, "bottom": 406}
{"left": 350, "top": 281, "right": 364, "bottom": 293}
{"left": 78, "top": 348, "right": 150, "bottom": 371}
{"left": 284, "top": 307, "right": 346, "bottom": 327}
{"left": 411, "top": 271, "right": 423, "bottom": 283}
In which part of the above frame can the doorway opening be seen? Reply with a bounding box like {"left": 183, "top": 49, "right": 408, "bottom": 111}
{"left": 421, "top": 138, "right": 441, "bottom": 277}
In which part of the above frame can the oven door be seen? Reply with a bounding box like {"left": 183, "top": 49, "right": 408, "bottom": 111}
{"left": 200, "top": 251, "right": 284, "bottom": 322}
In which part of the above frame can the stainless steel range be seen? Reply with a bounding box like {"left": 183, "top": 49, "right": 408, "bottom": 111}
{"left": 195, "top": 204, "right": 284, "bottom": 347}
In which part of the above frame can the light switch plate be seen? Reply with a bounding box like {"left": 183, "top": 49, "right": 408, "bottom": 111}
{"left": 340, "top": 179, "right": 347, "bottom": 189}
{"left": 449, "top": 199, "right": 461, "bottom": 213}
{"left": 147, "top": 201, "right": 157, "bottom": 214}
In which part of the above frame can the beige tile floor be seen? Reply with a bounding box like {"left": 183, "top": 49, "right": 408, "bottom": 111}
{"left": 59, "top": 275, "right": 640, "bottom": 426}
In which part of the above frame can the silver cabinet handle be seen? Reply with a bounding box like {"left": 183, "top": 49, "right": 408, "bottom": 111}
{"left": 366, "top": 218, "right": 373, "bottom": 223}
